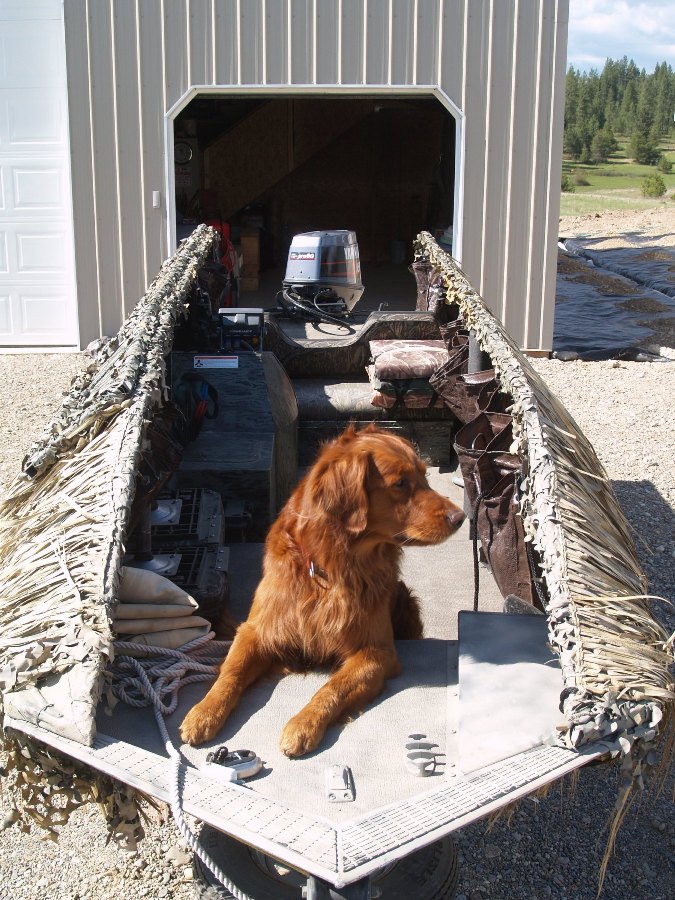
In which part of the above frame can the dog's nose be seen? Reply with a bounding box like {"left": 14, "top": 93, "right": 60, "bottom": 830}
{"left": 446, "top": 506, "right": 465, "bottom": 529}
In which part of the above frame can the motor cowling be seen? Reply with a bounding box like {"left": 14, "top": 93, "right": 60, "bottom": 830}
{"left": 280, "top": 230, "right": 364, "bottom": 321}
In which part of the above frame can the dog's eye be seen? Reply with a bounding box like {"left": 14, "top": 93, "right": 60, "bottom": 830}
{"left": 393, "top": 478, "right": 408, "bottom": 490}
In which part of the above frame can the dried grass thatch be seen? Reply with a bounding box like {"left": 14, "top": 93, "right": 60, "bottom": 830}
{"left": 0, "top": 225, "right": 218, "bottom": 747}
{"left": 415, "top": 231, "right": 674, "bottom": 890}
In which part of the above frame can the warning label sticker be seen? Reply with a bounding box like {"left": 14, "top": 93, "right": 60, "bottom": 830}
{"left": 193, "top": 355, "right": 239, "bottom": 369}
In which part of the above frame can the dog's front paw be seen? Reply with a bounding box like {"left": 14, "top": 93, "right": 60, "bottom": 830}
{"left": 279, "top": 713, "right": 325, "bottom": 757}
{"left": 180, "top": 703, "right": 224, "bottom": 746}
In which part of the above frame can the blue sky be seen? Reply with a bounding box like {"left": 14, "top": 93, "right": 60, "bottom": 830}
{"left": 567, "top": 0, "right": 675, "bottom": 73}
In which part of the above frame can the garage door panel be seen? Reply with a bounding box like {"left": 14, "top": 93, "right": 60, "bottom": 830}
{"left": 0, "top": 288, "right": 75, "bottom": 343}
{"left": 16, "top": 229, "right": 69, "bottom": 275}
{"left": 0, "top": 20, "right": 63, "bottom": 88}
{"left": 21, "top": 291, "right": 73, "bottom": 334}
{"left": 0, "top": 159, "right": 69, "bottom": 216}
{"left": 0, "top": 1, "right": 78, "bottom": 348}
{"left": 4, "top": 89, "right": 66, "bottom": 147}
{"left": 2, "top": 224, "right": 73, "bottom": 279}
{"left": 0, "top": 295, "right": 11, "bottom": 335}
{"left": 11, "top": 164, "right": 66, "bottom": 211}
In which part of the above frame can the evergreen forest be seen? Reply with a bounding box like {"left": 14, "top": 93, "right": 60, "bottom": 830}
{"left": 564, "top": 57, "right": 675, "bottom": 166}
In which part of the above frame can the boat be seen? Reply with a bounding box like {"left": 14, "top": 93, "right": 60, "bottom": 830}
{"left": 0, "top": 224, "right": 672, "bottom": 899}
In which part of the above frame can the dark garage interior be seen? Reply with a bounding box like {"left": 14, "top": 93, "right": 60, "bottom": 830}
{"left": 174, "top": 96, "right": 456, "bottom": 309}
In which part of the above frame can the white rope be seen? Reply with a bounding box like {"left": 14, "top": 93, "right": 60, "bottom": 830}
{"left": 111, "top": 632, "right": 255, "bottom": 900}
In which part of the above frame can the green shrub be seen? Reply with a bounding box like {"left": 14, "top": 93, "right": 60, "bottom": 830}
{"left": 630, "top": 132, "right": 660, "bottom": 165}
{"left": 561, "top": 173, "right": 575, "bottom": 193}
{"left": 641, "top": 173, "right": 666, "bottom": 197}
{"left": 657, "top": 154, "right": 673, "bottom": 174}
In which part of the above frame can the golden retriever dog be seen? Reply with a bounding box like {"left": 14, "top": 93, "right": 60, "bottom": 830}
{"left": 180, "top": 424, "right": 465, "bottom": 756}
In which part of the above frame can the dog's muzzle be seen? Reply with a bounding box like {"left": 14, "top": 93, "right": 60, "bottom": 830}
{"left": 446, "top": 507, "right": 465, "bottom": 530}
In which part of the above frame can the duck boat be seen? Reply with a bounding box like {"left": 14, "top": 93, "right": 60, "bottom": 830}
{"left": 0, "top": 225, "right": 671, "bottom": 899}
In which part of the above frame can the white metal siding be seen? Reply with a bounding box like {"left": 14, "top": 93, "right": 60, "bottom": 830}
{"left": 63, "top": 0, "right": 568, "bottom": 350}
{"left": 0, "top": 0, "right": 78, "bottom": 348}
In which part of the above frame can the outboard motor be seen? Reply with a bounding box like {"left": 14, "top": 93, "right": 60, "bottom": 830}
{"left": 277, "top": 230, "right": 364, "bottom": 324}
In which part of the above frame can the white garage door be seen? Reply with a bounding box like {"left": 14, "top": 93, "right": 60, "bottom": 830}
{"left": 0, "top": 0, "right": 78, "bottom": 348}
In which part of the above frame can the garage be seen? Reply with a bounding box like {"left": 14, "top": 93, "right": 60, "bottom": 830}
{"left": 173, "top": 95, "right": 456, "bottom": 294}
{"left": 0, "top": 0, "right": 78, "bottom": 349}
{"left": 23, "top": 0, "right": 568, "bottom": 353}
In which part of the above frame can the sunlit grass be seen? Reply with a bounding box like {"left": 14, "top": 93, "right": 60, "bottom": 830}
{"left": 559, "top": 191, "right": 670, "bottom": 216}
{"left": 560, "top": 135, "right": 675, "bottom": 214}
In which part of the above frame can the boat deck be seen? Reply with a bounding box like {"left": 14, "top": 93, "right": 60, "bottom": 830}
{"left": 5, "top": 471, "right": 599, "bottom": 888}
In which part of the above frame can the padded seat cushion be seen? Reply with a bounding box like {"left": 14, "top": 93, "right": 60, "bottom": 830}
{"left": 369, "top": 339, "right": 448, "bottom": 380}
{"left": 292, "top": 378, "right": 456, "bottom": 421}
{"left": 367, "top": 367, "right": 446, "bottom": 410}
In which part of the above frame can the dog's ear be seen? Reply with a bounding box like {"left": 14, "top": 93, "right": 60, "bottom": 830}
{"left": 307, "top": 442, "right": 370, "bottom": 535}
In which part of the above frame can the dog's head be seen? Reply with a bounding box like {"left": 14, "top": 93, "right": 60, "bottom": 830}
{"left": 302, "top": 424, "right": 464, "bottom": 545}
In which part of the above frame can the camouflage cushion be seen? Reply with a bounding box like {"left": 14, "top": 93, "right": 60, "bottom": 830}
{"left": 367, "top": 367, "right": 446, "bottom": 410}
{"left": 369, "top": 340, "right": 448, "bottom": 380}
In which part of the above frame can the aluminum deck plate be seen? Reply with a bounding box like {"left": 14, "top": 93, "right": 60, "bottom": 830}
{"left": 6, "top": 714, "right": 599, "bottom": 887}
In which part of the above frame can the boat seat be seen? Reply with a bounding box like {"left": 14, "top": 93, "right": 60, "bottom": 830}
{"left": 292, "top": 377, "right": 458, "bottom": 467}
{"left": 292, "top": 377, "right": 456, "bottom": 422}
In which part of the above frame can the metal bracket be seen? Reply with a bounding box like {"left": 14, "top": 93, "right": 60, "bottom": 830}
{"left": 325, "top": 765, "right": 355, "bottom": 802}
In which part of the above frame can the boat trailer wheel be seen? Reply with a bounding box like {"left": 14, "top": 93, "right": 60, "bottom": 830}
{"left": 192, "top": 825, "right": 459, "bottom": 899}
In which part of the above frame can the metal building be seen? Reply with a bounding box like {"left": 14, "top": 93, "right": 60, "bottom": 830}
{"left": 0, "top": 0, "right": 568, "bottom": 352}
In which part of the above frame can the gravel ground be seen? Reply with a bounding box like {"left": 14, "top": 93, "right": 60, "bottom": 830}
{"left": 0, "top": 218, "right": 673, "bottom": 899}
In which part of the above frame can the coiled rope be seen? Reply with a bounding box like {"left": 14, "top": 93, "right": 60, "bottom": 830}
{"left": 111, "top": 632, "right": 255, "bottom": 900}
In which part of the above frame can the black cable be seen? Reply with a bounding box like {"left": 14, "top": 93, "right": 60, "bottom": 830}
{"left": 471, "top": 492, "right": 484, "bottom": 612}
{"left": 280, "top": 286, "right": 350, "bottom": 328}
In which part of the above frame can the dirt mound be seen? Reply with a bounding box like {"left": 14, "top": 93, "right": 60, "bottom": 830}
{"left": 559, "top": 206, "right": 675, "bottom": 249}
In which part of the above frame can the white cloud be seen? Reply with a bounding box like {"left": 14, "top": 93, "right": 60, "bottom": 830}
{"left": 567, "top": 0, "right": 675, "bottom": 72}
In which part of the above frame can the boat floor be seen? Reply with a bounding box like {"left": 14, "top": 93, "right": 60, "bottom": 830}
{"left": 248, "top": 262, "right": 422, "bottom": 345}
{"left": 6, "top": 472, "right": 597, "bottom": 886}
{"left": 99, "top": 473, "right": 520, "bottom": 816}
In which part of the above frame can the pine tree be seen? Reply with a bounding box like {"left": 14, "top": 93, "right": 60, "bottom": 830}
{"left": 563, "top": 58, "right": 674, "bottom": 166}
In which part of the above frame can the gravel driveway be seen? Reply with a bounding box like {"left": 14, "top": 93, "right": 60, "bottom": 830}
{"left": 0, "top": 236, "right": 673, "bottom": 898}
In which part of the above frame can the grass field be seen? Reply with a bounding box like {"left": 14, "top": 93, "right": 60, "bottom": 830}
{"left": 559, "top": 137, "right": 675, "bottom": 215}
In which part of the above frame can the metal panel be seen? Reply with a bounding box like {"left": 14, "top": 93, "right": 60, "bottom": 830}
{"left": 538, "top": 0, "right": 568, "bottom": 351}
{"left": 439, "top": 0, "right": 465, "bottom": 102}
{"left": 390, "top": 0, "right": 415, "bottom": 85}
{"left": 479, "top": 0, "right": 515, "bottom": 319}
{"left": 187, "top": 0, "right": 215, "bottom": 87}
{"left": 316, "top": 0, "right": 339, "bottom": 85}
{"left": 162, "top": 0, "right": 190, "bottom": 106}
{"left": 138, "top": 0, "right": 169, "bottom": 280}
{"left": 240, "top": 0, "right": 265, "bottom": 85}
{"left": 60, "top": 0, "right": 568, "bottom": 350}
{"left": 503, "top": 0, "right": 541, "bottom": 339}
{"left": 364, "top": 0, "right": 390, "bottom": 85}
{"left": 458, "top": 0, "right": 490, "bottom": 292}
{"left": 414, "top": 0, "right": 441, "bottom": 86}
{"left": 290, "top": 0, "right": 314, "bottom": 85}
{"left": 212, "top": 0, "right": 241, "bottom": 86}
{"left": 62, "top": 0, "right": 100, "bottom": 344}
{"left": 340, "top": 0, "right": 366, "bottom": 85}
{"left": 112, "top": 0, "right": 146, "bottom": 319}
{"left": 265, "top": 0, "right": 290, "bottom": 84}
{"left": 86, "top": 0, "right": 124, "bottom": 338}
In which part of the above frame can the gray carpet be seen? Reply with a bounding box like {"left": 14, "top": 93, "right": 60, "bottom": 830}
{"left": 98, "top": 469, "right": 532, "bottom": 821}
{"left": 99, "top": 639, "right": 457, "bottom": 820}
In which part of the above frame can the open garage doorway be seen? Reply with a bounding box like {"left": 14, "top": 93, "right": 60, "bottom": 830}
{"left": 172, "top": 95, "right": 456, "bottom": 314}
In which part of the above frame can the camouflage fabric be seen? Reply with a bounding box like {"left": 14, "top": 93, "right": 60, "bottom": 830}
{"left": 264, "top": 311, "right": 443, "bottom": 378}
{"left": 366, "top": 367, "right": 446, "bottom": 410}
{"left": 369, "top": 339, "right": 448, "bottom": 380}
